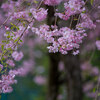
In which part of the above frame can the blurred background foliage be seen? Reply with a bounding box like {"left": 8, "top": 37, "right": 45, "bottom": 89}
{"left": 1, "top": 44, "right": 100, "bottom": 100}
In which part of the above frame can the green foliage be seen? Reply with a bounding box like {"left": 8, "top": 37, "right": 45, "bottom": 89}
{"left": 10, "top": 23, "right": 19, "bottom": 31}
{"left": 91, "top": 50, "right": 100, "bottom": 67}
{"left": 1, "top": 45, "right": 4, "bottom": 51}
{"left": 33, "top": 0, "right": 39, "bottom": 4}
{"left": 90, "top": 0, "right": 94, "bottom": 5}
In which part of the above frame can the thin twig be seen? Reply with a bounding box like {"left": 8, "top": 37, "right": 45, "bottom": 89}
{"left": 36, "top": 0, "right": 44, "bottom": 9}
{"left": 70, "top": 16, "right": 73, "bottom": 28}
{"left": 89, "top": 48, "right": 95, "bottom": 62}
{"left": 88, "top": 3, "right": 100, "bottom": 14}
{"left": 0, "top": 14, "right": 12, "bottom": 29}
{"left": 95, "top": 74, "right": 100, "bottom": 100}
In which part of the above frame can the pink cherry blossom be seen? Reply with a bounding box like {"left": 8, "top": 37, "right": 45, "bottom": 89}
{"left": 0, "top": 64, "right": 3, "bottom": 70}
{"left": 30, "top": 8, "right": 48, "bottom": 21}
{"left": 44, "top": 0, "right": 62, "bottom": 5}
{"left": 6, "top": 59, "right": 15, "bottom": 67}
{"left": 96, "top": 40, "right": 100, "bottom": 50}
{"left": 12, "top": 51, "right": 23, "bottom": 61}
{"left": 34, "top": 76, "right": 46, "bottom": 85}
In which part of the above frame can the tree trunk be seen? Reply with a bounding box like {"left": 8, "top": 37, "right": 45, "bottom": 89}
{"left": 47, "top": 53, "right": 60, "bottom": 100}
{"left": 63, "top": 54, "right": 83, "bottom": 100}
{"left": 46, "top": 6, "right": 61, "bottom": 100}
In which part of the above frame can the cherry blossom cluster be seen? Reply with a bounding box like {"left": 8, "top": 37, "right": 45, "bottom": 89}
{"left": 30, "top": 8, "right": 48, "bottom": 21}
{"left": 0, "top": 72, "right": 17, "bottom": 93}
{"left": 96, "top": 40, "right": 100, "bottom": 50}
{"left": 56, "top": 0, "right": 85, "bottom": 20}
{"left": 0, "top": 60, "right": 33, "bottom": 93}
{"left": 31, "top": 0, "right": 95, "bottom": 55}
{"left": 34, "top": 76, "right": 46, "bottom": 85}
{"left": 1, "top": 0, "right": 33, "bottom": 17}
{"left": 0, "top": 52, "right": 24, "bottom": 93}
{"left": 1, "top": 0, "right": 96, "bottom": 55}
{"left": 32, "top": 25, "right": 87, "bottom": 55}
{"left": 81, "top": 62, "right": 100, "bottom": 98}
{"left": 44, "top": 0, "right": 63, "bottom": 6}
{"left": 76, "top": 13, "right": 96, "bottom": 30}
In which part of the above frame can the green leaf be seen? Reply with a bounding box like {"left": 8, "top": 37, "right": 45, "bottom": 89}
{"left": 2, "top": 57, "right": 5, "bottom": 61}
{"left": 71, "top": 8, "right": 74, "bottom": 11}
{"left": 7, "top": 47, "right": 12, "bottom": 51}
{"left": 1, "top": 45, "right": 4, "bottom": 51}
{"left": 27, "top": 3, "right": 31, "bottom": 6}
{"left": 2, "top": 40, "right": 6, "bottom": 43}
{"left": 0, "top": 67, "right": 1, "bottom": 71}
{"left": 14, "top": 37, "right": 20, "bottom": 42}
{"left": 74, "top": 18, "right": 78, "bottom": 20}
{"left": 3, "top": 50, "right": 6, "bottom": 54}
{"left": 90, "top": 0, "right": 94, "bottom": 5}
{"left": 98, "top": 93, "right": 100, "bottom": 96}
{"left": 10, "top": 23, "right": 13, "bottom": 25}
{"left": 20, "top": 40, "right": 23, "bottom": 42}
{"left": 93, "top": 87, "right": 96, "bottom": 93}
{"left": 0, "top": 95, "right": 1, "bottom": 99}
{"left": 6, "top": 31, "right": 10, "bottom": 34}
{"left": 82, "top": 10, "right": 86, "bottom": 13}
{"left": 7, "top": 35, "right": 11, "bottom": 38}
{"left": 29, "top": 13, "right": 32, "bottom": 16}
{"left": 18, "top": 42, "right": 21, "bottom": 45}
{"left": 33, "top": 0, "right": 39, "bottom": 4}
